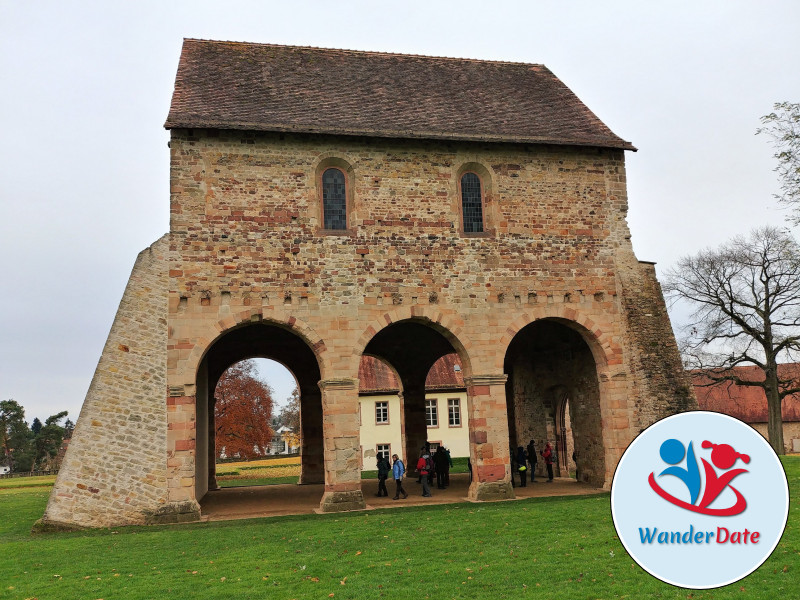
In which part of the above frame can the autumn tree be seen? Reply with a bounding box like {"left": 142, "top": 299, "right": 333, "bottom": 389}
{"left": 214, "top": 360, "right": 274, "bottom": 460}
{"left": 278, "top": 387, "right": 300, "bottom": 432}
{"left": 758, "top": 102, "right": 800, "bottom": 224}
{"left": 664, "top": 226, "right": 800, "bottom": 454}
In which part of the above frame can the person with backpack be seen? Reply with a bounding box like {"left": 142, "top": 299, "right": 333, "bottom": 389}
{"left": 391, "top": 454, "right": 408, "bottom": 500}
{"left": 416, "top": 446, "right": 432, "bottom": 497}
{"left": 516, "top": 446, "right": 528, "bottom": 487}
{"left": 542, "top": 442, "right": 554, "bottom": 482}
{"left": 434, "top": 446, "right": 449, "bottom": 489}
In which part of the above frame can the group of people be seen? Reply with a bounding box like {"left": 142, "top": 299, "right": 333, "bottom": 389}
{"left": 374, "top": 442, "right": 453, "bottom": 500}
{"left": 375, "top": 440, "right": 556, "bottom": 498}
{"left": 510, "top": 439, "right": 555, "bottom": 487}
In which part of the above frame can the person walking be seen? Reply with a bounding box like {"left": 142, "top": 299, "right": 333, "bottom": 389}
{"left": 444, "top": 446, "right": 453, "bottom": 487}
{"left": 434, "top": 446, "right": 449, "bottom": 489}
{"left": 527, "top": 439, "right": 537, "bottom": 482}
{"left": 516, "top": 446, "right": 528, "bottom": 487}
{"left": 542, "top": 442, "right": 554, "bottom": 482}
{"left": 376, "top": 453, "right": 390, "bottom": 497}
{"left": 416, "top": 447, "right": 432, "bottom": 497}
{"left": 391, "top": 454, "right": 408, "bottom": 500}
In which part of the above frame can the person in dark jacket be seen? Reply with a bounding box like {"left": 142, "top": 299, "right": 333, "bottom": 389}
{"left": 376, "top": 453, "right": 390, "bottom": 497}
{"left": 516, "top": 446, "right": 528, "bottom": 487}
{"left": 527, "top": 439, "right": 537, "bottom": 482}
{"left": 434, "top": 446, "right": 449, "bottom": 489}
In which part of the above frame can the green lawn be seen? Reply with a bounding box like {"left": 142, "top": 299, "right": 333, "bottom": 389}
{"left": 1, "top": 458, "right": 798, "bottom": 599}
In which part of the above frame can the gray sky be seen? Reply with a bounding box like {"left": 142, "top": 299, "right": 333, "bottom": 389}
{"left": 1, "top": 1, "right": 799, "bottom": 424}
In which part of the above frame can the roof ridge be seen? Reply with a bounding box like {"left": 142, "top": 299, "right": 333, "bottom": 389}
{"left": 182, "top": 37, "right": 548, "bottom": 69}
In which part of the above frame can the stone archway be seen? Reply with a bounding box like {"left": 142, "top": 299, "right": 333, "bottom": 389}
{"left": 193, "top": 322, "right": 324, "bottom": 503}
{"left": 504, "top": 319, "right": 604, "bottom": 487}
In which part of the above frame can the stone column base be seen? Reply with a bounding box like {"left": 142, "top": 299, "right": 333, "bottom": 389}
{"left": 468, "top": 480, "right": 515, "bottom": 502}
{"left": 299, "top": 465, "right": 325, "bottom": 485}
{"left": 143, "top": 500, "right": 202, "bottom": 524}
{"left": 319, "top": 490, "right": 366, "bottom": 513}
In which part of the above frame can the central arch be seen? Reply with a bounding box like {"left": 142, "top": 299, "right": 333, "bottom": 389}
{"left": 194, "top": 322, "right": 324, "bottom": 504}
{"left": 361, "top": 318, "right": 472, "bottom": 472}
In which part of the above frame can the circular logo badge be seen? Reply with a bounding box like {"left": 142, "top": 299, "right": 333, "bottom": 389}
{"left": 611, "top": 411, "right": 789, "bottom": 589}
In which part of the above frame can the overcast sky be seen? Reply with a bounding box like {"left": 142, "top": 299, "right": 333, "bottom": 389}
{"left": 1, "top": 1, "right": 799, "bottom": 424}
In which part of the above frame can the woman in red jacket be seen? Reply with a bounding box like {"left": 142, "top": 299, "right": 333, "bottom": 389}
{"left": 542, "top": 442, "right": 554, "bottom": 482}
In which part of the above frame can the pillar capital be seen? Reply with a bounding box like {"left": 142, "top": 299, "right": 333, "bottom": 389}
{"left": 318, "top": 378, "right": 359, "bottom": 391}
{"left": 465, "top": 374, "right": 508, "bottom": 387}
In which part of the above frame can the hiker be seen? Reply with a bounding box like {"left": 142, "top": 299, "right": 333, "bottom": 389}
{"left": 391, "top": 454, "right": 408, "bottom": 500}
{"left": 416, "top": 446, "right": 432, "bottom": 497}
{"left": 542, "top": 442, "right": 554, "bottom": 482}
{"left": 434, "top": 446, "right": 449, "bottom": 489}
{"left": 527, "top": 439, "right": 537, "bottom": 482}
{"left": 376, "top": 452, "right": 391, "bottom": 497}
{"left": 516, "top": 446, "right": 528, "bottom": 487}
{"left": 444, "top": 446, "right": 453, "bottom": 486}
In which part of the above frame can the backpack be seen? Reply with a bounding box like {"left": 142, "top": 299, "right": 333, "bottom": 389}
{"left": 425, "top": 455, "right": 434, "bottom": 473}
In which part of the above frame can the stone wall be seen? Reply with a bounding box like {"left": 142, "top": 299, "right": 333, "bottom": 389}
{"left": 38, "top": 235, "right": 197, "bottom": 529}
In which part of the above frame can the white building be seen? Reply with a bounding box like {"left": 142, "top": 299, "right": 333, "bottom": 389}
{"left": 358, "top": 354, "right": 469, "bottom": 469}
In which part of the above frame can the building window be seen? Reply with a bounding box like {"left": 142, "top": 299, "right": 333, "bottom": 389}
{"left": 425, "top": 398, "right": 438, "bottom": 427}
{"left": 322, "top": 167, "right": 347, "bottom": 230}
{"left": 448, "top": 398, "right": 461, "bottom": 427}
{"left": 376, "top": 443, "right": 391, "bottom": 459}
{"left": 375, "top": 401, "right": 389, "bottom": 424}
{"left": 460, "top": 172, "right": 484, "bottom": 233}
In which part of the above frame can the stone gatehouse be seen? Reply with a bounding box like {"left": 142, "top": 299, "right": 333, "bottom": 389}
{"left": 41, "top": 39, "right": 695, "bottom": 528}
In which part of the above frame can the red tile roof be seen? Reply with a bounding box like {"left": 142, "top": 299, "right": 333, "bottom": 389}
{"left": 358, "top": 354, "right": 464, "bottom": 393}
{"left": 692, "top": 364, "right": 800, "bottom": 422}
{"left": 165, "top": 39, "right": 634, "bottom": 150}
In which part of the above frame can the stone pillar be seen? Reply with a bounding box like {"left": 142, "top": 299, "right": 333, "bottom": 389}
{"left": 207, "top": 394, "right": 219, "bottom": 491}
{"left": 318, "top": 378, "right": 366, "bottom": 512}
{"left": 299, "top": 387, "right": 325, "bottom": 484}
{"left": 466, "top": 374, "right": 515, "bottom": 502}
{"left": 401, "top": 382, "right": 428, "bottom": 468}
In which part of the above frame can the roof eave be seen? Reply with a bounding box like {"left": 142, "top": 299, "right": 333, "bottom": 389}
{"left": 163, "top": 120, "right": 637, "bottom": 152}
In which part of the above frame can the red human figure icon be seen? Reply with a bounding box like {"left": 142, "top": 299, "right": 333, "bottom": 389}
{"left": 697, "top": 441, "right": 750, "bottom": 513}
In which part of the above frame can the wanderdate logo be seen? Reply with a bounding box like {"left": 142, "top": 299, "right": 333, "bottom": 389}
{"left": 611, "top": 412, "right": 788, "bottom": 589}
{"left": 648, "top": 438, "right": 750, "bottom": 516}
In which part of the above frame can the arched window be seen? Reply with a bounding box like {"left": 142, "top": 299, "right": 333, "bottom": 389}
{"left": 322, "top": 167, "right": 347, "bottom": 230}
{"left": 460, "top": 172, "right": 484, "bottom": 233}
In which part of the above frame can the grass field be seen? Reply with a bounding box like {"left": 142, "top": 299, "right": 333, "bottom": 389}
{"left": 1, "top": 458, "right": 798, "bottom": 599}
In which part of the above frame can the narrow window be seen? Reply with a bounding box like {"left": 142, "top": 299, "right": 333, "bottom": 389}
{"left": 375, "top": 401, "right": 389, "bottom": 424}
{"left": 322, "top": 167, "right": 347, "bottom": 230}
{"left": 448, "top": 398, "right": 461, "bottom": 427}
{"left": 460, "top": 172, "right": 484, "bottom": 233}
{"left": 425, "top": 398, "right": 438, "bottom": 427}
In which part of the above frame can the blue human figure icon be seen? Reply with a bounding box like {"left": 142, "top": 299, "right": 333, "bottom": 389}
{"left": 658, "top": 439, "right": 701, "bottom": 505}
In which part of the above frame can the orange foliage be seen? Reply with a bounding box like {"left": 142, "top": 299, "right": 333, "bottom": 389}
{"left": 214, "top": 360, "right": 274, "bottom": 460}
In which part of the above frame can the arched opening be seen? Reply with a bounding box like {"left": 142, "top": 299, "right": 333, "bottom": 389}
{"left": 194, "top": 322, "right": 324, "bottom": 504}
{"left": 503, "top": 319, "right": 603, "bottom": 487}
{"left": 357, "top": 353, "right": 469, "bottom": 478}
{"left": 211, "top": 359, "right": 303, "bottom": 489}
{"left": 361, "top": 319, "right": 470, "bottom": 482}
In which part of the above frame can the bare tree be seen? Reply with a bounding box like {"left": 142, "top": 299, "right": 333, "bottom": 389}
{"left": 663, "top": 226, "right": 800, "bottom": 454}
{"left": 758, "top": 102, "right": 800, "bottom": 224}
